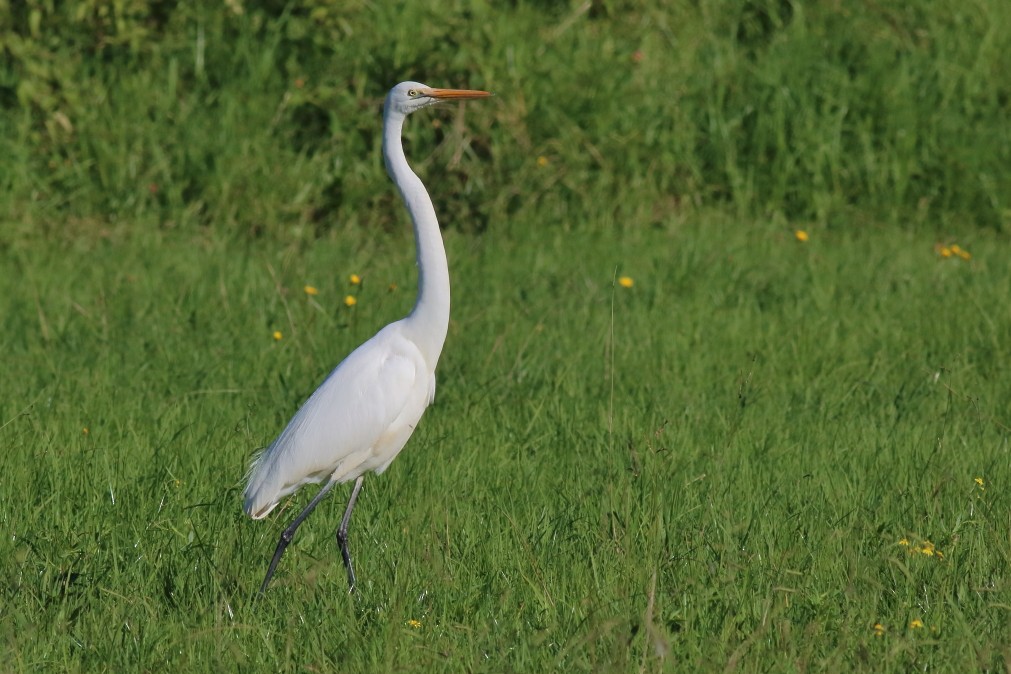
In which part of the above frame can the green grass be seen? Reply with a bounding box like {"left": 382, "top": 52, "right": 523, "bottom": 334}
{"left": 2, "top": 216, "right": 1009, "bottom": 671}
{"left": 3, "top": 0, "right": 1010, "bottom": 234}
{"left": 2, "top": 1, "right": 1011, "bottom": 671}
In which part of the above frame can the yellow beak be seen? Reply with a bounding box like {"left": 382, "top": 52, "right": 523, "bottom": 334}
{"left": 425, "top": 87, "right": 493, "bottom": 100}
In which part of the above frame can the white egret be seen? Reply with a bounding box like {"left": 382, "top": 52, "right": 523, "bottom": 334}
{"left": 243, "top": 81, "right": 491, "bottom": 592}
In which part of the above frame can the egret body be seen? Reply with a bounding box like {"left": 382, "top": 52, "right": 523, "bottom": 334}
{"left": 243, "top": 81, "right": 490, "bottom": 592}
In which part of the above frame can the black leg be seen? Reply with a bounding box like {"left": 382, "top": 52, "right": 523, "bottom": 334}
{"left": 258, "top": 479, "right": 337, "bottom": 593}
{"left": 337, "top": 475, "right": 366, "bottom": 591}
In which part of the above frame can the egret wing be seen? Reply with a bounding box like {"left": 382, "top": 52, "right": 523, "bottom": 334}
{"left": 243, "top": 327, "right": 427, "bottom": 518}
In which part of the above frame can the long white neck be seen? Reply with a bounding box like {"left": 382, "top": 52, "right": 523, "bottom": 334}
{"left": 382, "top": 107, "right": 450, "bottom": 368}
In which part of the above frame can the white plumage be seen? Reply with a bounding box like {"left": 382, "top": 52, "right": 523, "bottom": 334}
{"left": 243, "top": 81, "right": 490, "bottom": 592}
{"left": 243, "top": 324, "right": 434, "bottom": 519}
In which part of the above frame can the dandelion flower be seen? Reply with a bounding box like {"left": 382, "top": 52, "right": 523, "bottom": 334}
{"left": 407, "top": 619, "right": 422, "bottom": 628}
{"left": 349, "top": 274, "right": 361, "bottom": 285}
{"left": 536, "top": 156, "right": 549, "bottom": 167}
{"left": 304, "top": 285, "right": 319, "bottom": 296}
{"left": 898, "top": 538, "right": 909, "bottom": 547}
{"left": 344, "top": 295, "right": 357, "bottom": 307}
{"left": 873, "top": 623, "right": 886, "bottom": 637}
{"left": 273, "top": 330, "right": 283, "bottom": 341}
{"left": 975, "top": 477, "right": 985, "bottom": 490}
{"left": 941, "top": 244, "right": 972, "bottom": 260}
{"left": 794, "top": 230, "right": 809, "bottom": 242}
{"left": 910, "top": 618, "right": 924, "bottom": 629}
{"left": 618, "top": 276, "right": 634, "bottom": 288}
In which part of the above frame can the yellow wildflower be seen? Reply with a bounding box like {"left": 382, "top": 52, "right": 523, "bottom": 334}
{"left": 536, "top": 156, "right": 549, "bottom": 167}
{"left": 975, "top": 477, "right": 985, "bottom": 490}
{"left": 873, "top": 623, "right": 885, "bottom": 637}
{"left": 910, "top": 618, "right": 924, "bottom": 629}
{"left": 901, "top": 536, "right": 945, "bottom": 559}
{"left": 794, "top": 230, "right": 809, "bottom": 242}
{"left": 304, "top": 285, "right": 319, "bottom": 296}
{"left": 82, "top": 427, "right": 89, "bottom": 435}
{"left": 344, "top": 295, "right": 357, "bottom": 307}
{"left": 407, "top": 619, "right": 421, "bottom": 628}
{"left": 944, "top": 244, "right": 972, "bottom": 261}
{"left": 618, "top": 276, "right": 634, "bottom": 288}
{"left": 349, "top": 274, "right": 361, "bottom": 285}
{"left": 273, "top": 330, "right": 283, "bottom": 341}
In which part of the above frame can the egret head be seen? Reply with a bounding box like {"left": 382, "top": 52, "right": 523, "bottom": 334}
{"left": 385, "top": 81, "right": 492, "bottom": 117}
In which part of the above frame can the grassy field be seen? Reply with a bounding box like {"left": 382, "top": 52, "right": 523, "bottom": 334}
{"left": 3, "top": 1, "right": 1011, "bottom": 672}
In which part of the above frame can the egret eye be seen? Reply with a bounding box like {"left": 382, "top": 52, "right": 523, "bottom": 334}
{"left": 407, "top": 89, "right": 419, "bottom": 97}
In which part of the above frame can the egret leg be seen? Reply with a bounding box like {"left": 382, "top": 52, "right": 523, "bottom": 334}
{"left": 336, "top": 475, "right": 366, "bottom": 591}
{"left": 258, "top": 480, "right": 337, "bottom": 593}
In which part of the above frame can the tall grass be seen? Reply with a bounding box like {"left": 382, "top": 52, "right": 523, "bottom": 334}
{"left": 2, "top": 0, "right": 1009, "bottom": 237}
